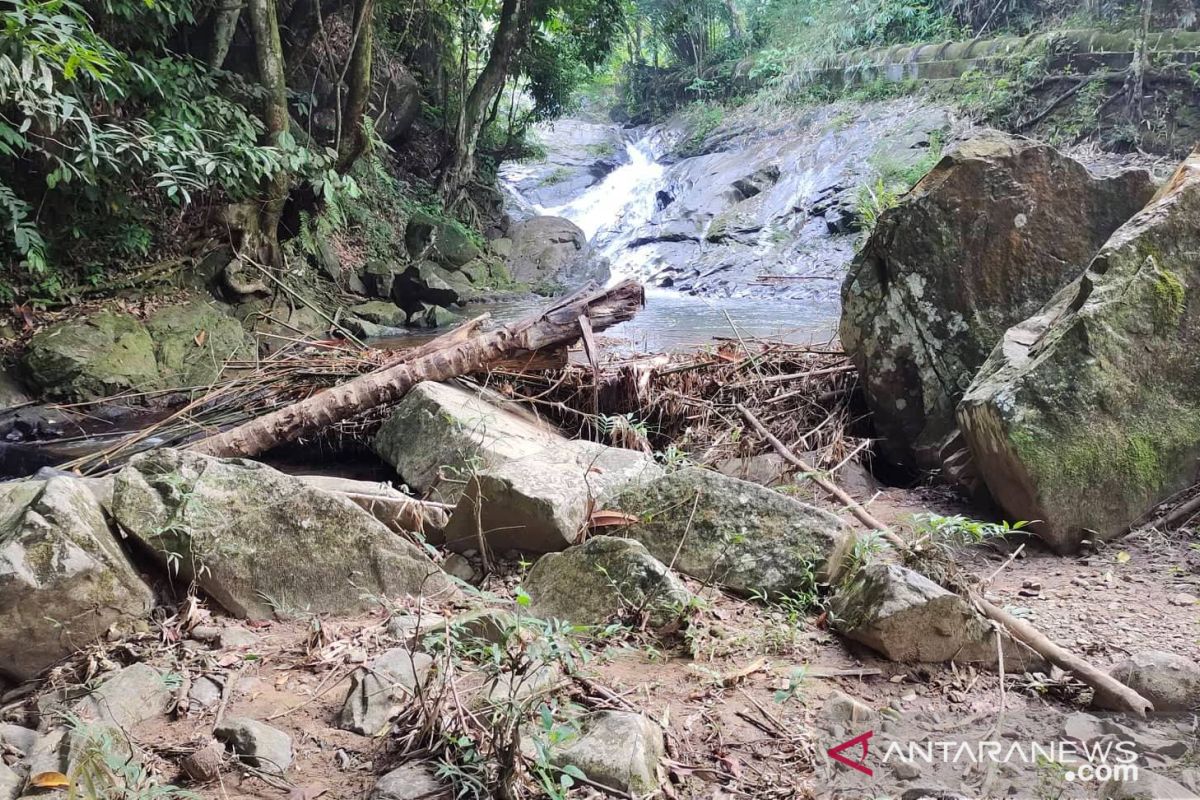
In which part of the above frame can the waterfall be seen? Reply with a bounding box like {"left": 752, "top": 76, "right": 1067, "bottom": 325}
{"left": 536, "top": 137, "right": 665, "bottom": 279}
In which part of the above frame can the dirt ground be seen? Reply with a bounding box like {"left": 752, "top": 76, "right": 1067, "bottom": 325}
{"left": 3, "top": 478, "right": 1198, "bottom": 800}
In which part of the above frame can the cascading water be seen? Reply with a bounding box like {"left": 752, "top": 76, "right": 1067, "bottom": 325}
{"left": 537, "top": 137, "right": 665, "bottom": 277}
{"left": 499, "top": 123, "right": 840, "bottom": 351}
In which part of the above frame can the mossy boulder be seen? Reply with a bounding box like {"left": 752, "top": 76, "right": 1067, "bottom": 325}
{"left": 349, "top": 300, "right": 409, "bottom": 328}
{"left": 959, "top": 156, "right": 1200, "bottom": 553}
{"left": 841, "top": 131, "right": 1155, "bottom": 470}
{"left": 524, "top": 536, "right": 692, "bottom": 626}
{"left": 111, "top": 448, "right": 449, "bottom": 618}
{"left": 611, "top": 467, "right": 851, "bottom": 596}
{"left": 145, "top": 299, "right": 253, "bottom": 388}
{"left": 406, "top": 211, "right": 481, "bottom": 269}
{"left": 0, "top": 477, "right": 153, "bottom": 681}
{"left": 22, "top": 310, "right": 159, "bottom": 401}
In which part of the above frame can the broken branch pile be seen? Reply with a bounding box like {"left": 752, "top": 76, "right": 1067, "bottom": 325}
{"left": 488, "top": 334, "right": 867, "bottom": 474}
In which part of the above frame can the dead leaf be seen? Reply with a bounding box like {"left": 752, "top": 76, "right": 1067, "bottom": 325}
{"left": 288, "top": 785, "right": 327, "bottom": 800}
{"left": 589, "top": 510, "right": 639, "bottom": 528}
{"left": 720, "top": 657, "right": 767, "bottom": 687}
{"left": 1115, "top": 550, "right": 1131, "bottom": 564}
{"left": 31, "top": 772, "right": 70, "bottom": 789}
{"left": 194, "top": 329, "right": 207, "bottom": 347}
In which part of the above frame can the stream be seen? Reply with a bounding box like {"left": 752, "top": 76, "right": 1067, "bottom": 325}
{"left": 499, "top": 128, "right": 844, "bottom": 351}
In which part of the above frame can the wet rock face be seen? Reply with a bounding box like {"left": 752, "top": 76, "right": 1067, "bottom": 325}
{"left": 0, "top": 477, "right": 152, "bottom": 681}
{"left": 841, "top": 130, "right": 1155, "bottom": 470}
{"left": 506, "top": 215, "right": 609, "bottom": 288}
{"left": 958, "top": 154, "right": 1200, "bottom": 553}
{"left": 111, "top": 448, "right": 449, "bottom": 618}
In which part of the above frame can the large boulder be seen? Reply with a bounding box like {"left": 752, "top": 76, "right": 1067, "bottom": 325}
{"left": 441, "top": 443, "right": 663, "bottom": 554}
{"left": 524, "top": 536, "right": 692, "bottom": 626}
{"left": 111, "top": 449, "right": 449, "bottom": 618}
{"left": 22, "top": 310, "right": 159, "bottom": 401}
{"left": 406, "top": 211, "right": 482, "bottom": 269}
{"left": 0, "top": 477, "right": 152, "bottom": 681}
{"left": 506, "top": 216, "right": 608, "bottom": 288}
{"left": 959, "top": 153, "right": 1200, "bottom": 552}
{"left": 373, "top": 381, "right": 564, "bottom": 503}
{"left": 831, "top": 563, "right": 1038, "bottom": 668}
{"left": 611, "top": 467, "right": 850, "bottom": 596}
{"left": 841, "top": 131, "right": 1155, "bottom": 469}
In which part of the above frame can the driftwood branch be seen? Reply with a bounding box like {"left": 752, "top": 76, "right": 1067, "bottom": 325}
{"left": 189, "top": 280, "right": 645, "bottom": 458}
{"left": 736, "top": 403, "right": 1154, "bottom": 716}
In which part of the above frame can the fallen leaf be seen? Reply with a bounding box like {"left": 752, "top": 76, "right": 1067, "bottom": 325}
{"left": 194, "top": 329, "right": 207, "bottom": 347}
{"left": 1115, "top": 551, "right": 1131, "bottom": 564}
{"left": 720, "top": 657, "right": 767, "bottom": 687}
{"left": 31, "top": 772, "right": 70, "bottom": 789}
{"left": 589, "top": 510, "right": 639, "bottom": 528}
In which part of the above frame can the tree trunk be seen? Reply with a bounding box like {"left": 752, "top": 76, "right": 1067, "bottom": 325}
{"left": 437, "top": 0, "right": 533, "bottom": 205}
{"left": 189, "top": 280, "right": 646, "bottom": 458}
{"left": 208, "top": 0, "right": 244, "bottom": 69}
{"left": 246, "top": 0, "right": 289, "bottom": 267}
{"left": 335, "top": 0, "right": 375, "bottom": 172}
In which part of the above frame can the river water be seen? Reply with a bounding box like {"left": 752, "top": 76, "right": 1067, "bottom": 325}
{"left": 501, "top": 134, "right": 843, "bottom": 351}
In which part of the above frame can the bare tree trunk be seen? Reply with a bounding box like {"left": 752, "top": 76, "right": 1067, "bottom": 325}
{"left": 437, "top": 0, "right": 534, "bottom": 206}
{"left": 1130, "top": 0, "right": 1154, "bottom": 121}
{"left": 208, "top": 0, "right": 244, "bottom": 68}
{"left": 335, "top": 0, "right": 375, "bottom": 172}
{"left": 189, "top": 280, "right": 646, "bottom": 458}
{"left": 246, "top": 0, "right": 289, "bottom": 268}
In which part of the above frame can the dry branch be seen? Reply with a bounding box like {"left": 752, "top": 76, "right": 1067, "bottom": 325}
{"left": 736, "top": 403, "right": 1154, "bottom": 716}
{"left": 189, "top": 280, "right": 645, "bottom": 458}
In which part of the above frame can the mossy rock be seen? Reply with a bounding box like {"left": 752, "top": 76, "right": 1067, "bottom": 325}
{"left": 22, "top": 310, "right": 159, "bottom": 401}
{"left": 0, "top": 477, "right": 152, "bottom": 681}
{"left": 525, "top": 536, "right": 692, "bottom": 626}
{"left": 111, "top": 448, "right": 449, "bottom": 618}
{"left": 611, "top": 467, "right": 851, "bottom": 597}
{"left": 959, "top": 157, "right": 1200, "bottom": 552}
{"left": 841, "top": 131, "right": 1156, "bottom": 470}
{"left": 145, "top": 299, "right": 253, "bottom": 389}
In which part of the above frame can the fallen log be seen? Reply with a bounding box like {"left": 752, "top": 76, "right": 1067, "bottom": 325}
{"left": 737, "top": 402, "right": 1155, "bottom": 716}
{"left": 189, "top": 280, "right": 645, "bottom": 458}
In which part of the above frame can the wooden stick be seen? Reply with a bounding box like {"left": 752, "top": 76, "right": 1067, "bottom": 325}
{"left": 736, "top": 402, "right": 1155, "bottom": 716}
{"left": 189, "top": 281, "right": 644, "bottom": 458}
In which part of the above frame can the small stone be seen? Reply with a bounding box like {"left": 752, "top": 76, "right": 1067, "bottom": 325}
{"left": 338, "top": 650, "right": 434, "bottom": 735}
{"left": 386, "top": 613, "right": 445, "bottom": 644}
{"left": 188, "top": 676, "right": 224, "bottom": 708}
{"left": 1061, "top": 712, "right": 1103, "bottom": 743}
{"left": 181, "top": 739, "right": 225, "bottom": 783}
{"left": 369, "top": 764, "right": 451, "bottom": 800}
{"left": 1097, "top": 651, "right": 1200, "bottom": 712}
{"left": 1018, "top": 588, "right": 1040, "bottom": 598}
{"left": 545, "top": 711, "right": 663, "bottom": 795}
{"left": 1169, "top": 593, "right": 1197, "bottom": 607}
{"left": 0, "top": 762, "right": 19, "bottom": 800}
{"left": 1022, "top": 580, "right": 1042, "bottom": 591}
{"left": 442, "top": 553, "right": 476, "bottom": 583}
{"left": 892, "top": 758, "right": 922, "bottom": 780}
{"left": 217, "top": 626, "right": 259, "bottom": 649}
{"left": 821, "top": 691, "right": 875, "bottom": 725}
{"left": 0, "top": 723, "right": 37, "bottom": 756}
{"left": 214, "top": 717, "right": 293, "bottom": 775}
{"left": 71, "top": 663, "right": 172, "bottom": 730}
